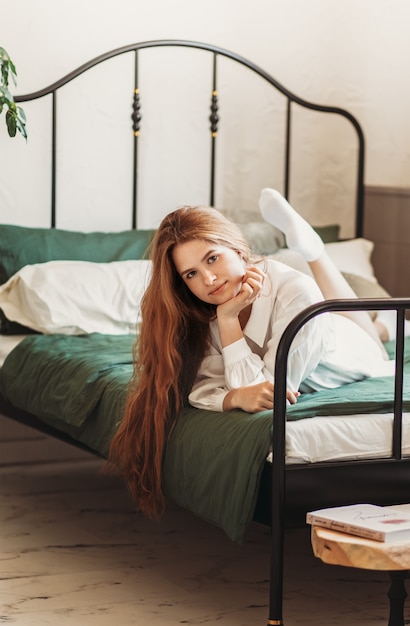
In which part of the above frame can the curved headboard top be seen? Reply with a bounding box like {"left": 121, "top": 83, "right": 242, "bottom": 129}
{"left": 14, "top": 40, "right": 365, "bottom": 235}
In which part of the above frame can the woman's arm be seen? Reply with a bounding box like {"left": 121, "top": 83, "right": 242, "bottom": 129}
{"left": 223, "top": 382, "right": 299, "bottom": 412}
{"left": 188, "top": 343, "right": 299, "bottom": 413}
{"left": 188, "top": 343, "right": 270, "bottom": 412}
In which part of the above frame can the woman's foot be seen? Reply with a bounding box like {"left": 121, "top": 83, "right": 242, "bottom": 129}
{"left": 259, "top": 188, "right": 324, "bottom": 261}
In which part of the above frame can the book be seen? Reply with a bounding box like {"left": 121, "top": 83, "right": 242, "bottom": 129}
{"left": 306, "top": 503, "right": 410, "bottom": 543}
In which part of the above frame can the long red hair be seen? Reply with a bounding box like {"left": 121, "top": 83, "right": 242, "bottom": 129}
{"left": 108, "top": 206, "right": 252, "bottom": 517}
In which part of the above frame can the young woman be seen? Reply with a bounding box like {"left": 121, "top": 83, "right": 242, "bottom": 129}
{"left": 109, "top": 188, "right": 394, "bottom": 518}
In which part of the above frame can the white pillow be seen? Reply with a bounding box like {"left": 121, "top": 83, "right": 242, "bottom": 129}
{"left": 270, "top": 238, "right": 377, "bottom": 283}
{"left": 268, "top": 249, "right": 312, "bottom": 276}
{"left": 324, "top": 238, "right": 377, "bottom": 283}
{"left": 0, "top": 260, "right": 152, "bottom": 335}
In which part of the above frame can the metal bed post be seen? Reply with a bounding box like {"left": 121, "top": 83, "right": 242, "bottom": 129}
{"left": 51, "top": 91, "right": 57, "bottom": 228}
{"left": 268, "top": 347, "right": 288, "bottom": 626}
{"left": 209, "top": 52, "right": 218, "bottom": 207}
{"left": 131, "top": 50, "right": 141, "bottom": 229}
{"left": 393, "top": 307, "right": 405, "bottom": 459}
{"left": 283, "top": 100, "right": 291, "bottom": 201}
{"left": 352, "top": 114, "right": 365, "bottom": 238}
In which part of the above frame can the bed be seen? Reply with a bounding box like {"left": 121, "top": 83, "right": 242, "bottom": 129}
{"left": 1, "top": 40, "right": 410, "bottom": 626}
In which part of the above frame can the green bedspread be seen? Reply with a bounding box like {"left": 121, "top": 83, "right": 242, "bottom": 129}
{"left": 1, "top": 334, "right": 410, "bottom": 542}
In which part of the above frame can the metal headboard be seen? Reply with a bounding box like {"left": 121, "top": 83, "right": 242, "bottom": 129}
{"left": 15, "top": 39, "right": 365, "bottom": 235}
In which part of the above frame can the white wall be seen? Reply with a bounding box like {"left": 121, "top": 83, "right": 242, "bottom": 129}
{"left": 1, "top": 0, "right": 409, "bottom": 236}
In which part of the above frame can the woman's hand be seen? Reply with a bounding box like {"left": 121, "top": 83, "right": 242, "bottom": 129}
{"left": 223, "top": 381, "right": 300, "bottom": 413}
{"left": 216, "top": 266, "right": 266, "bottom": 347}
{"left": 217, "top": 265, "right": 266, "bottom": 320}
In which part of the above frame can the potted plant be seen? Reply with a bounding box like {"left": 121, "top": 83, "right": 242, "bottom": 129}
{"left": 0, "top": 47, "right": 27, "bottom": 139}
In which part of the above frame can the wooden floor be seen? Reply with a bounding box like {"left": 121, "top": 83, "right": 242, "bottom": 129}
{"left": 0, "top": 414, "right": 406, "bottom": 625}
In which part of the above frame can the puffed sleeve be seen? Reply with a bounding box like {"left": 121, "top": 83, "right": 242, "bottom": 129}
{"left": 188, "top": 331, "right": 268, "bottom": 412}
{"left": 188, "top": 344, "right": 229, "bottom": 412}
{"left": 260, "top": 270, "right": 330, "bottom": 390}
{"left": 263, "top": 304, "right": 329, "bottom": 391}
{"left": 221, "top": 269, "right": 328, "bottom": 392}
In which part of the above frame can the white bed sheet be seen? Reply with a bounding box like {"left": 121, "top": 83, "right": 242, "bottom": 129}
{"left": 279, "top": 412, "right": 410, "bottom": 464}
{"left": 1, "top": 335, "right": 407, "bottom": 466}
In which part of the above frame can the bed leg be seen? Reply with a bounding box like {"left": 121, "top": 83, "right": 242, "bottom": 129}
{"left": 267, "top": 521, "right": 285, "bottom": 626}
{"left": 388, "top": 570, "right": 407, "bottom": 626}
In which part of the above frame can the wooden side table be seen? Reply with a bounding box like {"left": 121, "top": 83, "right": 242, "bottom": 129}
{"left": 311, "top": 510, "right": 410, "bottom": 626}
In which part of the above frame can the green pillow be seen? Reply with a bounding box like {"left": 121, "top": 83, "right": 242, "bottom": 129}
{"left": 313, "top": 224, "right": 340, "bottom": 243}
{"left": 0, "top": 224, "right": 156, "bottom": 284}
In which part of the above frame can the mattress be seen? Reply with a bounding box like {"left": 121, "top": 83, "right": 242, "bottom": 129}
{"left": 284, "top": 412, "right": 410, "bottom": 464}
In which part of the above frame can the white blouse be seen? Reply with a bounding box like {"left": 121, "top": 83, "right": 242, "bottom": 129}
{"left": 188, "top": 259, "right": 394, "bottom": 412}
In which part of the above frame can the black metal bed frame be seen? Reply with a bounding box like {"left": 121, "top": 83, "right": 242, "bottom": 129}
{"left": 7, "top": 40, "right": 410, "bottom": 625}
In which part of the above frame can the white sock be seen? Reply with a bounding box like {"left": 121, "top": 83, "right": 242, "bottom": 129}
{"left": 258, "top": 188, "right": 324, "bottom": 262}
{"left": 376, "top": 309, "right": 410, "bottom": 341}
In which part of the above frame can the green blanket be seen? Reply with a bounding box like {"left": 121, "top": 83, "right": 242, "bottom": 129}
{"left": 1, "top": 334, "right": 409, "bottom": 542}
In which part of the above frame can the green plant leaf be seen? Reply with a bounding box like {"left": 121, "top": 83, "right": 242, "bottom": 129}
{"left": 0, "top": 84, "right": 12, "bottom": 100}
{"left": 1, "top": 66, "right": 8, "bottom": 88}
{"left": 9, "top": 58, "right": 16, "bottom": 75}
{"left": 0, "top": 47, "right": 27, "bottom": 139}
{"left": 6, "top": 109, "right": 17, "bottom": 137}
{"left": 17, "top": 105, "right": 26, "bottom": 122}
{"left": 15, "top": 116, "right": 27, "bottom": 139}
